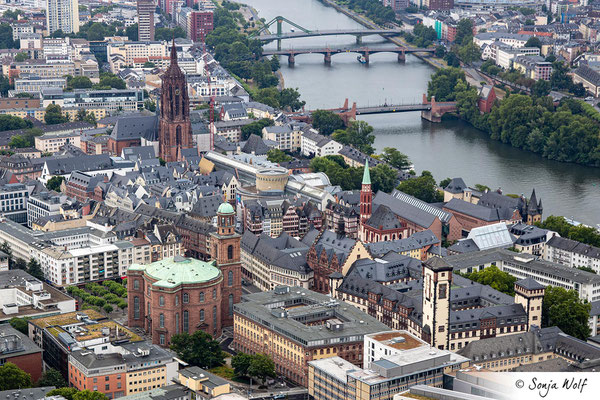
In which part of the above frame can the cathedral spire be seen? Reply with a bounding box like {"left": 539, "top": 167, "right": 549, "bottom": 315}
{"left": 362, "top": 158, "right": 371, "bottom": 185}
{"left": 170, "top": 37, "right": 177, "bottom": 64}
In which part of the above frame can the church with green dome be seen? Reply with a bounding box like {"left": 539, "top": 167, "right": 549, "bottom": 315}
{"left": 127, "top": 202, "right": 242, "bottom": 347}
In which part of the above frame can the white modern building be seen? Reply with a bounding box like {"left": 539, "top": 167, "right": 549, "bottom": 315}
{"left": 46, "top": 0, "right": 80, "bottom": 34}
{"left": 301, "top": 129, "right": 343, "bottom": 157}
{"left": 544, "top": 235, "right": 600, "bottom": 274}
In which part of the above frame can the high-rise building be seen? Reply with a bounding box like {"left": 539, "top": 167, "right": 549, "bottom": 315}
{"left": 137, "top": 0, "right": 155, "bottom": 41}
{"left": 46, "top": 0, "right": 80, "bottom": 34}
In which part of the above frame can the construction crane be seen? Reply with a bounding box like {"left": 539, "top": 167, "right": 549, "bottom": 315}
{"left": 202, "top": 43, "right": 215, "bottom": 152}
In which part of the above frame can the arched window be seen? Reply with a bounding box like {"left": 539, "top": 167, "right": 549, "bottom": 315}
{"left": 212, "top": 288, "right": 217, "bottom": 299}
{"left": 227, "top": 245, "right": 234, "bottom": 260}
{"left": 175, "top": 295, "right": 179, "bottom": 306}
{"left": 183, "top": 310, "right": 189, "bottom": 333}
{"left": 159, "top": 296, "right": 165, "bottom": 307}
{"left": 199, "top": 292, "right": 205, "bottom": 302}
{"left": 176, "top": 125, "right": 182, "bottom": 145}
{"left": 133, "top": 297, "right": 140, "bottom": 319}
{"left": 228, "top": 294, "right": 234, "bottom": 317}
{"left": 183, "top": 293, "right": 189, "bottom": 303}
{"left": 159, "top": 313, "right": 165, "bottom": 328}
{"left": 212, "top": 306, "right": 217, "bottom": 328}
{"left": 133, "top": 280, "right": 139, "bottom": 290}
{"left": 228, "top": 271, "right": 233, "bottom": 286}
{"left": 147, "top": 302, "right": 150, "bottom": 314}
{"left": 200, "top": 309, "right": 205, "bottom": 321}
{"left": 175, "top": 313, "right": 180, "bottom": 334}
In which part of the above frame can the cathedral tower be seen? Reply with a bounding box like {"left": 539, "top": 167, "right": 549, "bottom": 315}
{"left": 159, "top": 39, "right": 192, "bottom": 162}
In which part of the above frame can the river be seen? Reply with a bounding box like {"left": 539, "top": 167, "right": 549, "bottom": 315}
{"left": 242, "top": 0, "right": 600, "bottom": 226}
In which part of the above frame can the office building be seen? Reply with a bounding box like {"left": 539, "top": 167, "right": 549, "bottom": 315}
{"left": 137, "top": 0, "right": 155, "bottom": 41}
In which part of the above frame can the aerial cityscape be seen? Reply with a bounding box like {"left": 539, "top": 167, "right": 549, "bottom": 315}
{"left": 0, "top": 0, "right": 598, "bottom": 399}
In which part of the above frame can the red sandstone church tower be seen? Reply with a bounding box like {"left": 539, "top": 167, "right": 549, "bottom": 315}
{"left": 159, "top": 39, "right": 192, "bottom": 162}
{"left": 210, "top": 203, "right": 242, "bottom": 327}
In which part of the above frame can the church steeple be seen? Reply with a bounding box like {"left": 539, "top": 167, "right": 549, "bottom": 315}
{"left": 158, "top": 37, "right": 192, "bottom": 163}
{"left": 359, "top": 159, "right": 372, "bottom": 238}
{"left": 362, "top": 158, "right": 371, "bottom": 185}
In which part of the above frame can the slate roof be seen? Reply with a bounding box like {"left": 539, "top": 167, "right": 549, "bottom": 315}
{"left": 111, "top": 115, "right": 158, "bottom": 141}
{"left": 45, "top": 154, "right": 116, "bottom": 175}
{"left": 574, "top": 64, "right": 600, "bottom": 86}
{"left": 546, "top": 235, "right": 600, "bottom": 259}
{"left": 444, "top": 177, "right": 467, "bottom": 194}
{"left": 242, "top": 134, "right": 269, "bottom": 155}
{"left": 310, "top": 230, "right": 356, "bottom": 266}
{"left": 444, "top": 198, "right": 506, "bottom": 222}
{"left": 190, "top": 194, "right": 224, "bottom": 218}
{"left": 122, "top": 146, "right": 156, "bottom": 161}
{"left": 516, "top": 276, "right": 545, "bottom": 291}
{"left": 448, "top": 239, "right": 480, "bottom": 254}
{"left": 372, "top": 190, "right": 451, "bottom": 229}
{"left": 241, "top": 231, "right": 311, "bottom": 274}
{"left": 366, "top": 204, "right": 402, "bottom": 230}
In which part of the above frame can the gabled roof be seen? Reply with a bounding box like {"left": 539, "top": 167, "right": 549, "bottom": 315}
{"left": 111, "top": 115, "right": 158, "bottom": 141}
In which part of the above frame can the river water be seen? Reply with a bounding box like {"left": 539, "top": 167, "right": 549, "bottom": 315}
{"left": 242, "top": 0, "right": 600, "bottom": 226}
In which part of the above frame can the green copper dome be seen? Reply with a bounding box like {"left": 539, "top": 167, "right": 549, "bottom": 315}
{"left": 129, "top": 256, "right": 221, "bottom": 288}
{"left": 217, "top": 202, "right": 235, "bottom": 214}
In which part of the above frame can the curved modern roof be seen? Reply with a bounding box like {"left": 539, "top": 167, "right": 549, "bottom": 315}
{"left": 129, "top": 256, "right": 221, "bottom": 287}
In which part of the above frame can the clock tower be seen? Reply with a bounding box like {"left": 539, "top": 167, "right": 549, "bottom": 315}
{"left": 159, "top": 39, "right": 192, "bottom": 162}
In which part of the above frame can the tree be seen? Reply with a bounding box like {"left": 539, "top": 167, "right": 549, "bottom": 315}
{"left": 270, "top": 55, "right": 280, "bottom": 72}
{"left": 474, "top": 184, "right": 490, "bottom": 192}
{"left": 47, "top": 388, "right": 78, "bottom": 400}
{"left": 454, "top": 19, "right": 474, "bottom": 46}
{"left": 170, "top": 331, "right": 224, "bottom": 369}
{"left": 144, "top": 100, "right": 156, "bottom": 112}
{"left": 311, "top": 110, "right": 344, "bottom": 136}
{"left": 381, "top": 147, "right": 411, "bottom": 169}
{"left": 246, "top": 353, "right": 275, "bottom": 384}
{"left": 266, "top": 148, "right": 292, "bottom": 163}
{"left": 531, "top": 79, "right": 551, "bottom": 98}
{"left": 8, "top": 317, "right": 29, "bottom": 335}
{"left": 154, "top": 27, "right": 186, "bottom": 41}
{"left": 44, "top": 104, "right": 68, "bottom": 125}
{"left": 68, "top": 76, "right": 93, "bottom": 90}
{"left": 126, "top": 23, "right": 138, "bottom": 41}
{"left": 27, "top": 259, "right": 44, "bottom": 281}
{"left": 103, "top": 304, "right": 114, "bottom": 314}
{"left": 396, "top": 171, "right": 443, "bottom": 203}
{"left": 73, "top": 391, "right": 108, "bottom": 400}
{"left": 232, "top": 352, "right": 252, "bottom": 376}
{"left": 439, "top": 177, "right": 452, "bottom": 188}
{"left": 13, "top": 259, "right": 27, "bottom": 271}
{"left": 0, "top": 363, "right": 31, "bottom": 390}
{"left": 542, "top": 286, "right": 591, "bottom": 340}
{"left": 427, "top": 68, "right": 466, "bottom": 102}
{"left": 278, "top": 88, "right": 305, "bottom": 112}
{"left": 332, "top": 120, "right": 375, "bottom": 155}
{"left": 525, "top": 36, "right": 542, "bottom": 50}
{"left": 0, "top": 25, "right": 17, "bottom": 49}
{"left": 46, "top": 176, "right": 65, "bottom": 192}
{"left": 461, "top": 265, "right": 517, "bottom": 296}
{"left": 457, "top": 42, "right": 481, "bottom": 63}
{"left": 434, "top": 45, "right": 446, "bottom": 58}
{"left": 14, "top": 53, "right": 28, "bottom": 62}
{"left": 37, "top": 368, "right": 67, "bottom": 388}
{"left": 370, "top": 163, "right": 397, "bottom": 193}
{"left": 576, "top": 266, "right": 596, "bottom": 274}
{"left": 240, "top": 118, "right": 273, "bottom": 140}
{"left": 143, "top": 61, "right": 156, "bottom": 68}
{"left": 0, "top": 115, "right": 32, "bottom": 132}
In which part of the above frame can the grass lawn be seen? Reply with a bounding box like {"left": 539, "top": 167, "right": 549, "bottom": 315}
{"left": 210, "top": 366, "right": 236, "bottom": 380}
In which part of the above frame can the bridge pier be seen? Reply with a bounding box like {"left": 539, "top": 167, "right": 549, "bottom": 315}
{"left": 398, "top": 51, "right": 405, "bottom": 63}
{"left": 356, "top": 35, "right": 362, "bottom": 44}
{"left": 363, "top": 51, "right": 369, "bottom": 64}
{"left": 277, "top": 39, "right": 281, "bottom": 51}
{"left": 324, "top": 52, "right": 331, "bottom": 65}
{"left": 288, "top": 54, "right": 295, "bottom": 66}
{"left": 421, "top": 110, "right": 441, "bottom": 123}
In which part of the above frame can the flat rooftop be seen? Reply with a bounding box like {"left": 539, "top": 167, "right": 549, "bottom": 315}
{"left": 368, "top": 331, "right": 426, "bottom": 351}
{"left": 30, "top": 310, "right": 105, "bottom": 330}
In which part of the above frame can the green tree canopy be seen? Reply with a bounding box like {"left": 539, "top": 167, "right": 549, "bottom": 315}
{"left": 0, "top": 115, "right": 32, "bottom": 132}
{"left": 396, "top": 171, "right": 443, "bottom": 203}
{"left": 525, "top": 36, "right": 542, "bottom": 49}
{"left": 241, "top": 118, "right": 273, "bottom": 140}
{"left": 381, "top": 147, "right": 411, "bottom": 169}
{"left": 37, "top": 368, "right": 67, "bottom": 388}
{"left": 44, "top": 104, "right": 68, "bottom": 125}
{"left": 27, "top": 259, "right": 44, "bottom": 281}
{"left": 309, "top": 156, "right": 362, "bottom": 191}
{"left": 266, "top": 148, "right": 292, "bottom": 164}
{"left": 67, "top": 76, "right": 93, "bottom": 90}
{"left": 247, "top": 353, "right": 276, "bottom": 384}
{"left": 72, "top": 390, "right": 108, "bottom": 400}
{"left": 370, "top": 163, "right": 397, "bottom": 193}
{"left": 231, "top": 352, "right": 253, "bottom": 376}
{"left": 126, "top": 23, "right": 138, "bottom": 41}
{"left": 279, "top": 88, "right": 305, "bottom": 112}
{"left": 311, "top": 110, "right": 344, "bottom": 136}
{"left": 461, "top": 265, "right": 517, "bottom": 296}
{"left": 542, "top": 286, "right": 591, "bottom": 340}
{"left": 0, "top": 363, "right": 32, "bottom": 391}
{"left": 332, "top": 120, "right": 375, "bottom": 155}
{"left": 0, "top": 25, "right": 17, "bottom": 49}
{"left": 170, "top": 331, "right": 224, "bottom": 369}
{"left": 8, "top": 317, "right": 29, "bottom": 335}
{"left": 47, "top": 388, "right": 78, "bottom": 400}
{"left": 427, "top": 67, "right": 466, "bottom": 102}
{"left": 46, "top": 176, "right": 65, "bottom": 192}
{"left": 14, "top": 52, "right": 29, "bottom": 62}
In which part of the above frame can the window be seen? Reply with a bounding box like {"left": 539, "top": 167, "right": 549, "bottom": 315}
{"left": 439, "top": 283, "right": 447, "bottom": 300}
{"left": 105, "top": 384, "right": 109, "bottom": 391}
{"left": 160, "top": 334, "right": 165, "bottom": 345}
{"left": 213, "top": 306, "right": 217, "bottom": 326}
{"left": 183, "top": 293, "right": 189, "bottom": 303}
{"left": 105, "top": 376, "right": 109, "bottom": 381}
{"left": 199, "top": 292, "right": 205, "bottom": 302}
{"left": 160, "top": 314, "right": 165, "bottom": 328}
{"left": 200, "top": 309, "right": 205, "bottom": 321}
{"left": 175, "top": 296, "right": 179, "bottom": 306}
{"left": 228, "top": 245, "right": 234, "bottom": 260}
{"left": 228, "top": 271, "right": 233, "bottom": 286}
{"left": 133, "top": 280, "right": 139, "bottom": 290}
{"left": 229, "top": 294, "right": 234, "bottom": 316}
{"left": 159, "top": 296, "right": 165, "bottom": 306}
{"left": 213, "top": 288, "right": 217, "bottom": 299}
{"left": 183, "top": 310, "right": 189, "bottom": 333}
{"left": 176, "top": 313, "right": 180, "bottom": 334}
{"left": 133, "top": 297, "right": 140, "bottom": 319}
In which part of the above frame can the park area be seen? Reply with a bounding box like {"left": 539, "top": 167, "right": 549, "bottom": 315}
{"left": 66, "top": 280, "right": 128, "bottom": 316}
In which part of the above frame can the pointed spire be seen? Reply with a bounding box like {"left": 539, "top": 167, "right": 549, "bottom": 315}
{"left": 362, "top": 158, "right": 371, "bottom": 185}
{"left": 170, "top": 37, "right": 178, "bottom": 64}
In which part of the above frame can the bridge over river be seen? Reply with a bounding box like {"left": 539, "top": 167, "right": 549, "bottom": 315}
{"left": 262, "top": 46, "right": 434, "bottom": 64}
